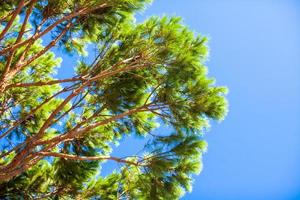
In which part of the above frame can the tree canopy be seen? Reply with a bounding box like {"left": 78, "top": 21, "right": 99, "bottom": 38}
{"left": 0, "top": 0, "right": 228, "bottom": 199}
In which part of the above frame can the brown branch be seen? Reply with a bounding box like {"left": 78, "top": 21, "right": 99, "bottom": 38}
{"left": 0, "top": 0, "right": 33, "bottom": 86}
{"left": 0, "top": 1, "right": 32, "bottom": 23}
{"left": 49, "top": 91, "right": 89, "bottom": 127}
{"left": 0, "top": 3, "right": 37, "bottom": 90}
{"left": 0, "top": 102, "right": 163, "bottom": 175}
{"left": 0, "top": 142, "right": 24, "bottom": 160}
{"left": 149, "top": 109, "right": 170, "bottom": 119}
{"left": 35, "top": 84, "right": 86, "bottom": 139}
{"left": 0, "top": 85, "right": 75, "bottom": 140}
{"left": 0, "top": 153, "right": 39, "bottom": 181}
{"left": 144, "top": 84, "right": 162, "bottom": 106}
{"left": 35, "top": 103, "right": 154, "bottom": 146}
{"left": 6, "top": 76, "right": 83, "bottom": 89}
{"left": 0, "top": 21, "right": 74, "bottom": 90}
{"left": 0, "top": 59, "right": 156, "bottom": 180}
{"left": 1, "top": 60, "right": 152, "bottom": 142}
{"left": 36, "top": 152, "right": 143, "bottom": 166}
{"left": 35, "top": 61, "right": 152, "bottom": 139}
{"left": 16, "top": 0, "right": 37, "bottom": 43}
{"left": 0, "top": 102, "right": 161, "bottom": 180}
{"left": 0, "top": 2, "right": 108, "bottom": 89}
{"left": 0, "top": 3, "right": 108, "bottom": 55}
{"left": 14, "top": 21, "right": 73, "bottom": 72}
{"left": 0, "top": 147, "right": 143, "bottom": 181}
{"left": 0, "top": 12, "right": 14, "bottom": 23}
{"left": 0, "top": 0, "right": 26, "bottom": 41}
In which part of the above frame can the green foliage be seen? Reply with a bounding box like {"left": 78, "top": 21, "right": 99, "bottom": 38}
{"left": 0, "top": 0, "right": 228, "bottom": 199}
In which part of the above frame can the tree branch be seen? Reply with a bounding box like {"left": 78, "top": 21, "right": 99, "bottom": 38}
{"left": 0, "top": 0, "right": 26, "bottom": 41}
{"left": 0, "top": 1, "right": 32, "bottom": 23}
{"left": 14, "top": 21, "right": 74, "bottom": 72}
{"left": 0, "top": 85, "right": 76, "bottom": 140}
{"left": 0, "top": 3, "right": 108, "bottom": 55}
{"left": 6, "top": 76, "right": 83, "bottom": 89}
{"left": 0, "top": 0, "right": 37, "bottom": 81}
{"left": 36, "top": 152, "right": 143, "bottom": 166}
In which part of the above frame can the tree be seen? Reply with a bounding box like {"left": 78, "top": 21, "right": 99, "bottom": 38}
{"left": 0, "top": 0, "right": 228, "bottom": 199}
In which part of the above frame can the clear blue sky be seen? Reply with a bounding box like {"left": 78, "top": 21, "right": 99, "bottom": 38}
{"left": 138, "top": 0, "right": 300, "bottom": 199}
{"left": 59, "top": 0, "right": 300, "bottom": 199}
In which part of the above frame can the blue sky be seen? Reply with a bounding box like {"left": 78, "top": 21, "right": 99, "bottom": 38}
{"left": 135, "top": 0, "right": 300, "bottom": 199}
{"left": 57, "top": 0, "right": 300, "bottom": 199}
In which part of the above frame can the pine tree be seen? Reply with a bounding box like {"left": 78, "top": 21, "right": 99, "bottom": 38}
{"left": 0, "top": 0, "right": 228, "bottom": 199}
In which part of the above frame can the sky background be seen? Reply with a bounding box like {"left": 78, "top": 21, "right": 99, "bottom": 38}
{"left": 58, "top": 0, "right": 300, "bottom": 199}
{"left": 134, "top": 0, "right": 300, "bottom": 199}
